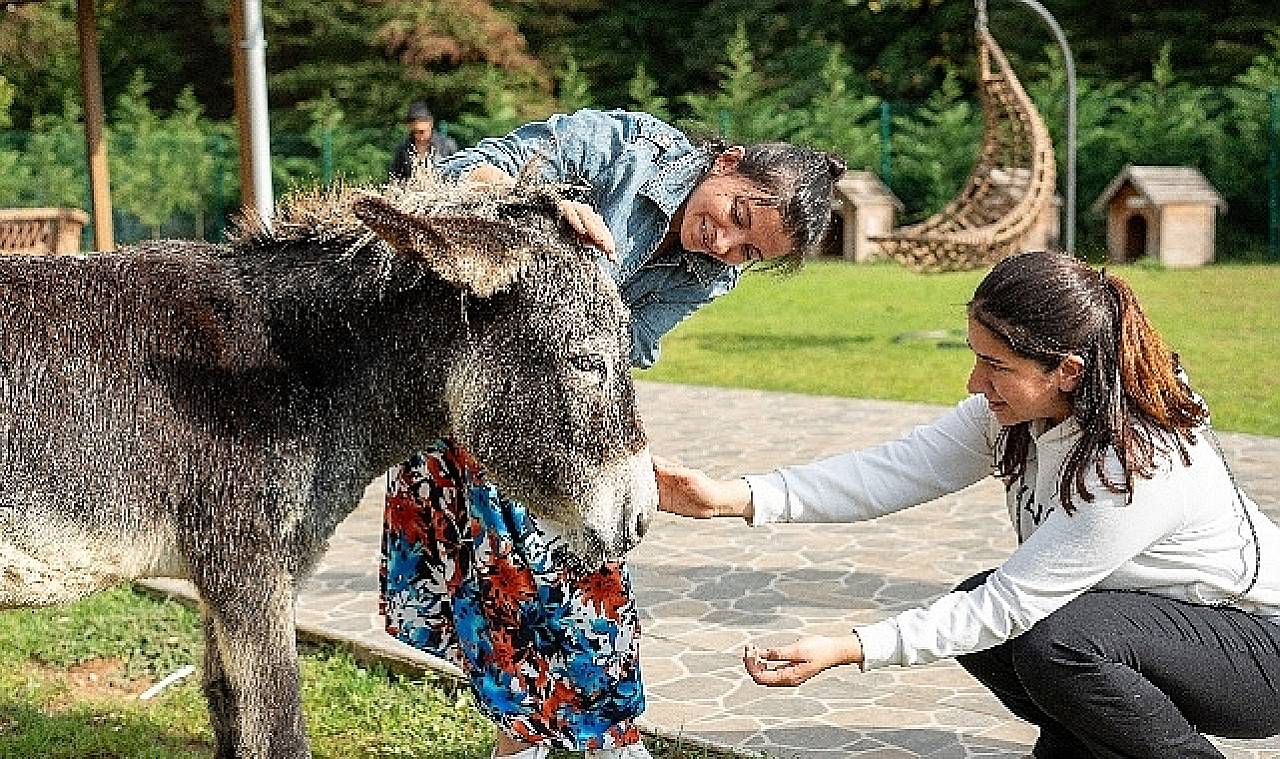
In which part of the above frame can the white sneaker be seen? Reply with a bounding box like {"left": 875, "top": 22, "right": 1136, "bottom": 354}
{"left": 491, "top": 746, "right": 549, "bottom": 759}
{"left": 585, "top": 742, "right": 655, "bottom": 759}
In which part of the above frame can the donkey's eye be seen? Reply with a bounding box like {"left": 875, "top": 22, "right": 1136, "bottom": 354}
{"left": 568, "top": 354, "right": 608, "bottom": 385}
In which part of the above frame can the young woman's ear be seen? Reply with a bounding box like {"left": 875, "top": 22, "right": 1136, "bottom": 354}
{"left": 1057, "top": 354, "right": 1085, "bottom": 393}
{"left": 711, "top": 145, "right": 745, "bottom": 174}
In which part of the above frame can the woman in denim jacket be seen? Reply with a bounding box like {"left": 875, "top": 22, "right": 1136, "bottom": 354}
{"left": 379, "top": 109, "right": 844, "bottom": 759}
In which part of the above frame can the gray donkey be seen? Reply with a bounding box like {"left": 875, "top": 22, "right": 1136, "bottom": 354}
{"left": 0, "top": 173, "right": 657, "bottom": 758}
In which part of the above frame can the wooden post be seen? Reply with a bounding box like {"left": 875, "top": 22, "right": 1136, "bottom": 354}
{"left": 228, "top": 0, "right": 256, "bottom": 213}
{"left": 76, "top": 0, "right": 113, "bottom": 251}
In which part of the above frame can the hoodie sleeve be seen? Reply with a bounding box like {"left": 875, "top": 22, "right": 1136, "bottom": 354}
{"left": 855, "top": 459, "right": 1184, "bottom": 670}
{"left": 744, "top": 395, "right": 996, "bottom": 526}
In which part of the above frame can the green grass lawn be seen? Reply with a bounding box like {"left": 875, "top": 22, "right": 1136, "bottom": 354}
{"left": 0, "top": 587, "right": 733, "bottom": 759}
{"left": 640, "top": 260, "right": 1280, "bottom": 437}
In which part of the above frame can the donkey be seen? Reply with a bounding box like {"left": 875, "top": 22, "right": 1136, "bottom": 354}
{"left": 0, "top": 173, "right": 657, "bottom": 758}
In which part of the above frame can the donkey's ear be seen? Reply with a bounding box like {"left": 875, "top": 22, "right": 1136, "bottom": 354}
{"left": 353, "top": 194, "right": 538, "bottom": 297}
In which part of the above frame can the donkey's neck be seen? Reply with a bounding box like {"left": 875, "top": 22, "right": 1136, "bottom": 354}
{"left": 224, "top": 233, "right": 466, "bottom": 478}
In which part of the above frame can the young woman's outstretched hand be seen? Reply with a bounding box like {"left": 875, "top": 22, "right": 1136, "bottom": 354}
{"left": 653, "top": 457, "right": 754, "bottom": 522}
{"left": 743, "top": 635, "right": 864, "bottom": 687}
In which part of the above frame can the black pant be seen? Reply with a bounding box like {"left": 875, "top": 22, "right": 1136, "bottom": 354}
{"left": 953, "top": 570, "right": 1280, "bottom": 758}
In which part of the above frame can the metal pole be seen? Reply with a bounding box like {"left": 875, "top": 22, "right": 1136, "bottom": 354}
{"left": 978, "top": 0, "right": 1077, "bottom": 255}
{"left": 240, "top": 0, "right": 274, "bottom": 226}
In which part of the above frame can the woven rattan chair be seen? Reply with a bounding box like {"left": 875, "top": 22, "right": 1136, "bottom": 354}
{"left": 872, "top": 27, "right": 1056, "bottom": 273}
{"left": 0, "top": 207, "right": 90, "bottom": 255}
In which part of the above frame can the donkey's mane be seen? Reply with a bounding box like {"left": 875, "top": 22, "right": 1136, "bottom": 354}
{"left": 226, "top": 183, "right": 380, "bottom": 256}
{"left": 226, "top": 165, "right": 577, "bottom": 257}
{"left": 217, "top": 168, "right": 593, "bottom": 321}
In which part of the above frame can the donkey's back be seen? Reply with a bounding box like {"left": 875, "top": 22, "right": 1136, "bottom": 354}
{"left": 0, "top": 243, "right": 293, "bottom": 608}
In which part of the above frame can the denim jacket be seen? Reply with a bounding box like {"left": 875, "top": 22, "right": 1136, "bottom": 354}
{"left": 439, "top": 109, "right": 740, "bottom": 368}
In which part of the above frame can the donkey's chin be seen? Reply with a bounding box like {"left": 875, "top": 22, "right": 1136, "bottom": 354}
{"left": 525, "top": 446, "right": 658, "bottom": 568}
{"left": 576, "top": 445, "right": 659, "bottom": 562}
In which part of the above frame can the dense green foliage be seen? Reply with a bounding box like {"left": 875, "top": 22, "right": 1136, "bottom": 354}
{"left": 8, "top": 0, "right": 1280, "bottom": 127}
{"left": 3, "top": 2, "right": 1280, "bottom": 250}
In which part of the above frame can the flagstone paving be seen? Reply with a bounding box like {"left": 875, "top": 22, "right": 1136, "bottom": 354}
{"left": 146, "top": 381, "right": 1280, "bottom": 758}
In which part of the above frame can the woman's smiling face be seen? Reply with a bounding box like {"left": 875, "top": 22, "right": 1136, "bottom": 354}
{"left": 965, "top": 317, "right": 1080, "bottom": 426}
{"left": 678, "top": 148, "right": 794, "bottom": 266}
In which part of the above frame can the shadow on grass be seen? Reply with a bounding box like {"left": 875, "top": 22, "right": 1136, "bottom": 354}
{"left": 0, "top": 700, "right": 211, "bottom": 759}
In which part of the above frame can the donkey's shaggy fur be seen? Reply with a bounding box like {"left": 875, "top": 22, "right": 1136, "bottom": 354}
{"left": 0, "top": 173, "right": 656, "bottom": 758}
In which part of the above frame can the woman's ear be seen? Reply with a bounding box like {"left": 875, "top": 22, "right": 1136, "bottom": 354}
{"left": 1057, "top": 354, "right": 1085, "bottom": 393}
{"left": 711, "top": 145, "right": 745, "bottom": 174}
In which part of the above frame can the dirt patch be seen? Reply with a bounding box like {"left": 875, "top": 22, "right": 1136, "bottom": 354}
{"left": 32, "top": 658, "right": 156, "bottom": 710}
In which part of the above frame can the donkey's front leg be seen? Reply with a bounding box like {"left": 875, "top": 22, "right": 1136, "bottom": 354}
{"left": 198, "top": 575, "right": 310, "bottom": 759}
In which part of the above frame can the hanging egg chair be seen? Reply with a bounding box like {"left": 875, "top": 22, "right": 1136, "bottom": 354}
{"left": 871, "top": 23, "right": 1057, "bottom": 272}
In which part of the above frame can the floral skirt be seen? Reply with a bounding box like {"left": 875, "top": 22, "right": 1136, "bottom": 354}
{"left": 379, "top": 438, "right": 644, "bottom": 750}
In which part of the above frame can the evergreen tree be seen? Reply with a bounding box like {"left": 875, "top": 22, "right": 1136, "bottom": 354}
{"left": 627, "top": 64, "right": 671, "bottom": 122}
{"left": 0, "top": 76, "right": 12, "bottom": 131}
{"left": 20, "top": 99, "right": 87, "bottom": 209}
{"left": 110, "top": 73, "right": 215, "bottom": 237}
{"left": 296, "top": 93, "right": 394, "bottom": 187}
{"left": 0, "top": 0, "right": 81, "bottom": 127}
{"left": 1111, "top": 43, "right": 1225, "bottom": 182}
{"left": 889, "top": 70, "right": 981, "bottom": 218}
{"left": 453, "top": 66, "right": 557, "bottom": 146}
{"left": 1220, "top": 31, "right": 1280, "bottom": 230}
{"left": 795, "top": 46, "right": 881, "bottom": 173}
{"left": 556, "top": 55, "right": 595, "bottom": 113}
{"left": 0, "top": 75, "right": 35, "bottom": 206}
{"left": 1024, "top": 45, "right": 1127, "bottom": 234}
{"left": 679, "top": 21, "right": 800, "bottom": 142}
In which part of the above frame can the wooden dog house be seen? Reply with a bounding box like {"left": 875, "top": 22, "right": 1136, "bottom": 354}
{"left": 1091, "top": 166, "right": 1226, "bottom": 267}
{"left": 832, "top": 171, "right": 904, "bottom": 262}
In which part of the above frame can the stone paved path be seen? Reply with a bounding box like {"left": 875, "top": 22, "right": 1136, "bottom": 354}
{"left": 148, "top": 381, "right": 1280, "bottom": 758}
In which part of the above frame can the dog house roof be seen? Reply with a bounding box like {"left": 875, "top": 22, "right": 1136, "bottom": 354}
{"left": 833, "top": 170, "right": 905, "bottom": 211}
{"left": 1091, "top": 165, "right": 1227, "bottom": 215}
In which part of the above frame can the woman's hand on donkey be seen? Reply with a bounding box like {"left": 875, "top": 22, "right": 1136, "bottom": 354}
{"left": 743, "top": 635, "right": 865, "bottom": 687}
{"left": 464, "top": 163, "right": 616, "bottom": 261}
{"left": 653, "top": 457, "right": 754, "bottom": 522}
{"left": 556, "top": 199, "right": 617, "bottom": 261}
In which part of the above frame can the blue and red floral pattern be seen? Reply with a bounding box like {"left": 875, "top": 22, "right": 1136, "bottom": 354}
{"left": 380, "top": 438, "right": 645, "bottom": 750}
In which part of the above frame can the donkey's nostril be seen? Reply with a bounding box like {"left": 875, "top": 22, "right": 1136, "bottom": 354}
{"left": 635, "top": 512, "right": 651, "bottom": 540}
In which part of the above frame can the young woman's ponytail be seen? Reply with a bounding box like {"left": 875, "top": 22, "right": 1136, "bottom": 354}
{"left": 1107, "top": 274, "right": 1205, "bottom": 434}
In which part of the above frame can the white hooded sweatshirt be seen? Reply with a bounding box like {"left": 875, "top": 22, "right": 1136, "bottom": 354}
{"left": 745, "top": 394, "right": 1280, "bottom": 671}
